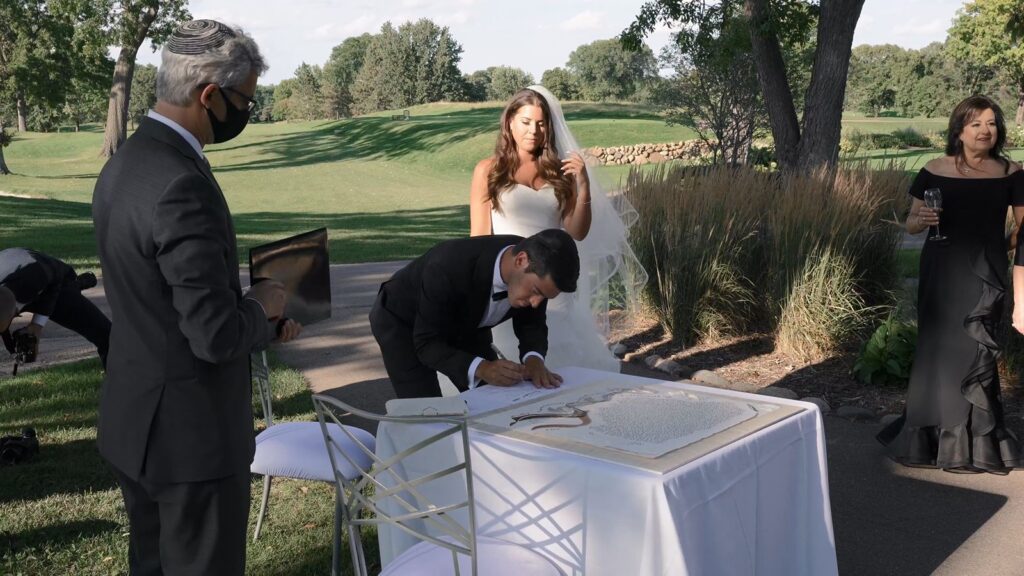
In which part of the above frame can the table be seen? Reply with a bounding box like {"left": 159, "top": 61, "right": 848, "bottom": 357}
{"left": 375, "top": 367, "right": 838, "bottom": 575}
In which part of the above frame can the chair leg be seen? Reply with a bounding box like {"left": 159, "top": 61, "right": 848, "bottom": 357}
{"left": 253, "top": 475, "right": 272, "bottom": 541}
{"left": 333, "top": 495, "right": 342, "bottom": 576}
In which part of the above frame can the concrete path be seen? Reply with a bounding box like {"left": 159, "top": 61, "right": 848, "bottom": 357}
{"left": 8, "top": 262, "right": 1024, "bottom": 575}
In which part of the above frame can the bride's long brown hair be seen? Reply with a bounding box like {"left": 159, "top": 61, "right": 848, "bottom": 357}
{"left": 487, "top": 88, "right": 574, "bottom": 218}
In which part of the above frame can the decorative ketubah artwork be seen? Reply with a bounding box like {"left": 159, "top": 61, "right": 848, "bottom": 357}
{"left": 471, "top": 379, "right": 804, "bottom": 473}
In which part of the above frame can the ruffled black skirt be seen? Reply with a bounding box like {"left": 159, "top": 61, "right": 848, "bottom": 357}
{"left": 878, "top": 245, "right": 1022, "bottom": 472}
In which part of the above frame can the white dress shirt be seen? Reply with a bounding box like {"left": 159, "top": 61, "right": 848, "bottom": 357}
{"left": 467, "top": 246, "right": 543, "bottom": 388}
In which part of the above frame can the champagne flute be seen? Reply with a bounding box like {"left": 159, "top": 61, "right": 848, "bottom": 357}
{"left": 923, "top": 188, "right": 946, "bottom": 241}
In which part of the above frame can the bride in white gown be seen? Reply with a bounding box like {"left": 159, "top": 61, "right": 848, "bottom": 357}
{"left": 469, "top": 85, "right": 646, "bottom": 373}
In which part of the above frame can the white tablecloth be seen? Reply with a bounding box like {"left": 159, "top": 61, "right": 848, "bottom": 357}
{"left": 375, "top": 367, "right": 838, "bottom": 576}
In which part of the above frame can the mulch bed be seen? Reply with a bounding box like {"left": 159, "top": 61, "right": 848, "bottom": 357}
{"left": 610, "top": 310, "right": 1024, "bottom": 433}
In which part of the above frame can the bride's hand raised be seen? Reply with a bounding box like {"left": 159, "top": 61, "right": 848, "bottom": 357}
{"left": 561, "top": 152, "right": 590, "bottom": 191}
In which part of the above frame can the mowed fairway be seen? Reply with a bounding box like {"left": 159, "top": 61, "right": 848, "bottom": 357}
{"left": 0, "top": 101, "right": 692, "bottom": 268}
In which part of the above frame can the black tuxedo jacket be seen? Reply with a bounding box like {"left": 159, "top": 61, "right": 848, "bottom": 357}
{"left": 0, "top": 248, "right": 75, "bottom": 315}
{"left": 378, "top": 234, "right": 548, "bottom": 391}
{"left": 92, "top": 117, "right": 274, "bottom": 483}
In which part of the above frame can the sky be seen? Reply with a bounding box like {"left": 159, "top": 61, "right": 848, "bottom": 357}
{"left": 131, "top": 0, "right": 970, "bottom": 85}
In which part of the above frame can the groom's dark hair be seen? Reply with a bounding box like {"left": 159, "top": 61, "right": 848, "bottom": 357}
{"left": 515, "top": 229, "right": 579, "bottom": 293}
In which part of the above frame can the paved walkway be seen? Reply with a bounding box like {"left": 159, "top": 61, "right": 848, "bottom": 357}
{"left": 6, "top": 262, "right": 1024, "bottom": 575}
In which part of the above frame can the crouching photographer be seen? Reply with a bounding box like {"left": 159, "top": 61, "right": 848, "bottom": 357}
{"left": 1, "top": 248, "right": 110, "bottom": 373}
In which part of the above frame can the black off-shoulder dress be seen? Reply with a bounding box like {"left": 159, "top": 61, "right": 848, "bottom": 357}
{"left": 877, "top": 168, "right": 1024, "bottom": 472}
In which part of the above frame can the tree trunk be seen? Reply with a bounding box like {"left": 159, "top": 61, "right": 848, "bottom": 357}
{"left": 100, "top": 4, "right": 159, "bottom": 158}
{"left": 1016, "top": 85, "right": 1023, "bottom": 127}
{"left": 16, "top": 94, "right": 28, "bottom": 132}
{"left": 797, "top": 0, "right": 865, "bottom": 172}
{"left": 744, "top": 0, "right": 801, "bottom": 171}
{"left": 745, "top": 0, "right": 865, "bottom": 173}
{"left": 0, "top": 119, "right": 10, "bottom": 175}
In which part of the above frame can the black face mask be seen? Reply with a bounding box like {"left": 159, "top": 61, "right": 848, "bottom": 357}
{"left": 205, "top": 87, "right": 249, "bottom": 143}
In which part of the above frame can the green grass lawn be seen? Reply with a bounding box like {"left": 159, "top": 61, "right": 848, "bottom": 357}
{"left": 841, "top": 112, "right": 949, "bottom": 135}
{"left": 0, "top": 359, "right": 374, "bottom": 575}
{"left": 0, "top": 102, "right": 695, "bottom": 269}
{"left": 1, "top": 103, "right": 1021, "bottom": 269}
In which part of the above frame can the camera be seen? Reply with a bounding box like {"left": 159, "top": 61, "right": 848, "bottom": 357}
{"left": 12, "top": 330, "right": 37, "bottom": 364}
{"left": 0, "top": 427, "right": 39, "bottom": 465}
{"left": 2, "top": 328, "right": 38, "bottom": 376}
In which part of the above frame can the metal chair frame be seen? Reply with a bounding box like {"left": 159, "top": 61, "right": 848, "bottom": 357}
{"left": 313, "top": 393, "right": 480, "bottom": 576}
{"left": 250, "top": 350, "right": 276, "bottom": 541}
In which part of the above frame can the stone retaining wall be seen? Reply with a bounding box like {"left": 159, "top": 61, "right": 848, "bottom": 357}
{"left": 584, "top": 140, "right": 712, "bottom": 166}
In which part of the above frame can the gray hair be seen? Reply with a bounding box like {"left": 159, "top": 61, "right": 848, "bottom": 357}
{"left": 156, "top": 22, "right": 268, "bottom": 106}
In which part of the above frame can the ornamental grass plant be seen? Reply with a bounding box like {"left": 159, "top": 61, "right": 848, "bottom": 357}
{"left": 625, "top": 163, "right": 911, "bottom": 361}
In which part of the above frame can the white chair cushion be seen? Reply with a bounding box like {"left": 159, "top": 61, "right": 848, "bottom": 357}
{"left": 381, "top": 536, "right": 564, "bottom": 576}
{"left": 250, "top": 421, "right": 375, "bottom": 482}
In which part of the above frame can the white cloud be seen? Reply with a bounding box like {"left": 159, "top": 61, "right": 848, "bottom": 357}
{"left": 892, "top": 18, "right": 947, "bottom": 37}
{"left": 439, "top": 10, "right": 470, "bottom": 26}
{"left": 561, "top": 10, "right": 605, "bottom": 31}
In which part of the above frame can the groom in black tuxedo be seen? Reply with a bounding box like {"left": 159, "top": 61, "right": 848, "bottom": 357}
{"left": 371, "top": 228, "right": 579, "bottom": 398}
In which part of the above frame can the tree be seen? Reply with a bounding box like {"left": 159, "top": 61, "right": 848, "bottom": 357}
{"left": 289, "top": 63, "right": 324, "bottom": 120}
{"left": 271, "top": 79, "right": 296, "bottom": 121}
{"left": 0, "top": 0, "right": 110, "bottom": 171}
{"left": 656, "top": 8, "right": 767, "bottom": 165}
{"left": 0, "top": 0, "right": 78, "bottom": 133}
{"left": 252, "top": 84, "right": 274, "bottom": 123}
{"left": 623, "top": 0, "right": 865, "bottom": 172}
{"left": 100, "top": 0, "right": 191, "bottom": 157}
{"left": 947, "top": 0, "right": 1024, "bottom": 125}
{"left": 567, "top": 38, "right": 658, "bottom": 101}
{"left": 487, "top": 66, "right": 534, "bottom": 101}
{"left": 462, "top": 70, "right": 491, "bottom": 102}
{"left": 846, "top": 45, "right": 908, "bottom": 116}
{"left": 127, "top": 63, "right": 157, "bottom": 128}
{"left": 322, "top": 33, "right": 371, "bottom": 118}
{"left": 351, "top": 19, "right": 465, "bottom": 114}
{"left": 0, "top": 128, "right": 10, "bottom": 175}
{"left": 63, "top": 76, "right": 111, "bottom": 131}
{"left": 540, "top": 68, "right": 580, "bottom": 101}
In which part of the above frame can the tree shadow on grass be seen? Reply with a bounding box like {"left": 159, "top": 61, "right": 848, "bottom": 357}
{"left": 232, "top": 206, "right": 468, "bottom": 264}
{"left": 210, "top": 104, "right": 666, "bottom": 173}
{"left": 211, "top": 112, "right": 496, "bottom": 172}
{"left": 1, "top": 518, "right": 121, "bottom": 557}
{"left": 0, "top": 197, "right": 99, "bottom": 267}
{"left": 0, "top": 438, "right": 116, "bottom": 505}
{"left": 0, "top": 197, "right": 468, "bottom": 268}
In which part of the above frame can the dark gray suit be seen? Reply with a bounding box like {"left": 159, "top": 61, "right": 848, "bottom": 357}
{"left": 92, "top": 116, "right": 274, "bottom": 574}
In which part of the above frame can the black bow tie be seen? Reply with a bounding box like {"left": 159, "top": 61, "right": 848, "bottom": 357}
{"left": 492, "top": 290, "right": 508, "bottom": 302}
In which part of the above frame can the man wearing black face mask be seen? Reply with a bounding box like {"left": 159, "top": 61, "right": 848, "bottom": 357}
{"left": 92, "top": 19, "right": 301, "bottom": 575}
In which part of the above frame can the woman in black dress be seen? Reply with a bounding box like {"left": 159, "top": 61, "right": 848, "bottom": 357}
{"left": 878, "top": 95, "right": 1024, "bottom": 473}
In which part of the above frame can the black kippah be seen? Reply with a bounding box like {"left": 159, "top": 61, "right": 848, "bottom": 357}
{"left": 167, "top": 19, "right": 236, "bottom": 55}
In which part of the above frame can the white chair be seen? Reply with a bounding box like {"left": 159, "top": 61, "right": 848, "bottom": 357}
{"left": 312, "top": 393, "right": 564, "bottom": 576}
{"left": 249, "top": 352, "right": 376, "bottom": 573}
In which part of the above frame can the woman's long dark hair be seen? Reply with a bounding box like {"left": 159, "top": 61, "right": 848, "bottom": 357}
{"left": 488, "top": 88, "right": 574, "bottom": 218}
{"left": 945, "top": 95, "right": 1011, "bottom": 175}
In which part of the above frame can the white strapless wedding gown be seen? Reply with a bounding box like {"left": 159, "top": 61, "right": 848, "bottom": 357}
{"left": 490, "top": 184, "right": 619, "bottom": 372}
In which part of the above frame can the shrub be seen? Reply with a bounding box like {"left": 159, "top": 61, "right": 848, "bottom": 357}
{"left": 625, "top": 163, "right": 910, "bottom": 358}
{"left": 1007, "top": 125, "right": 1024, "bottom": 148}
{"left": 853, "top": 314, "right": 918, "bottom": 386}
{"left": 748, "top": 144, "right": 776, "bottom": 168}
{"left": 776, "top": 248, "right": 873, "bottom": 362}
{"left": 890, "top": 127, "right": 932, "bottom": 148}
{"left": 839, "top": 129, "right": 865, "bottom": 156}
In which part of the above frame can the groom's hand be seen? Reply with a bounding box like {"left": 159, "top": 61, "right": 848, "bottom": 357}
{"left": 477, "top": 359, "right": 525, "bottom": 387}
{"left": 523, "top": 356, "right": 562, "bottom": 389}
